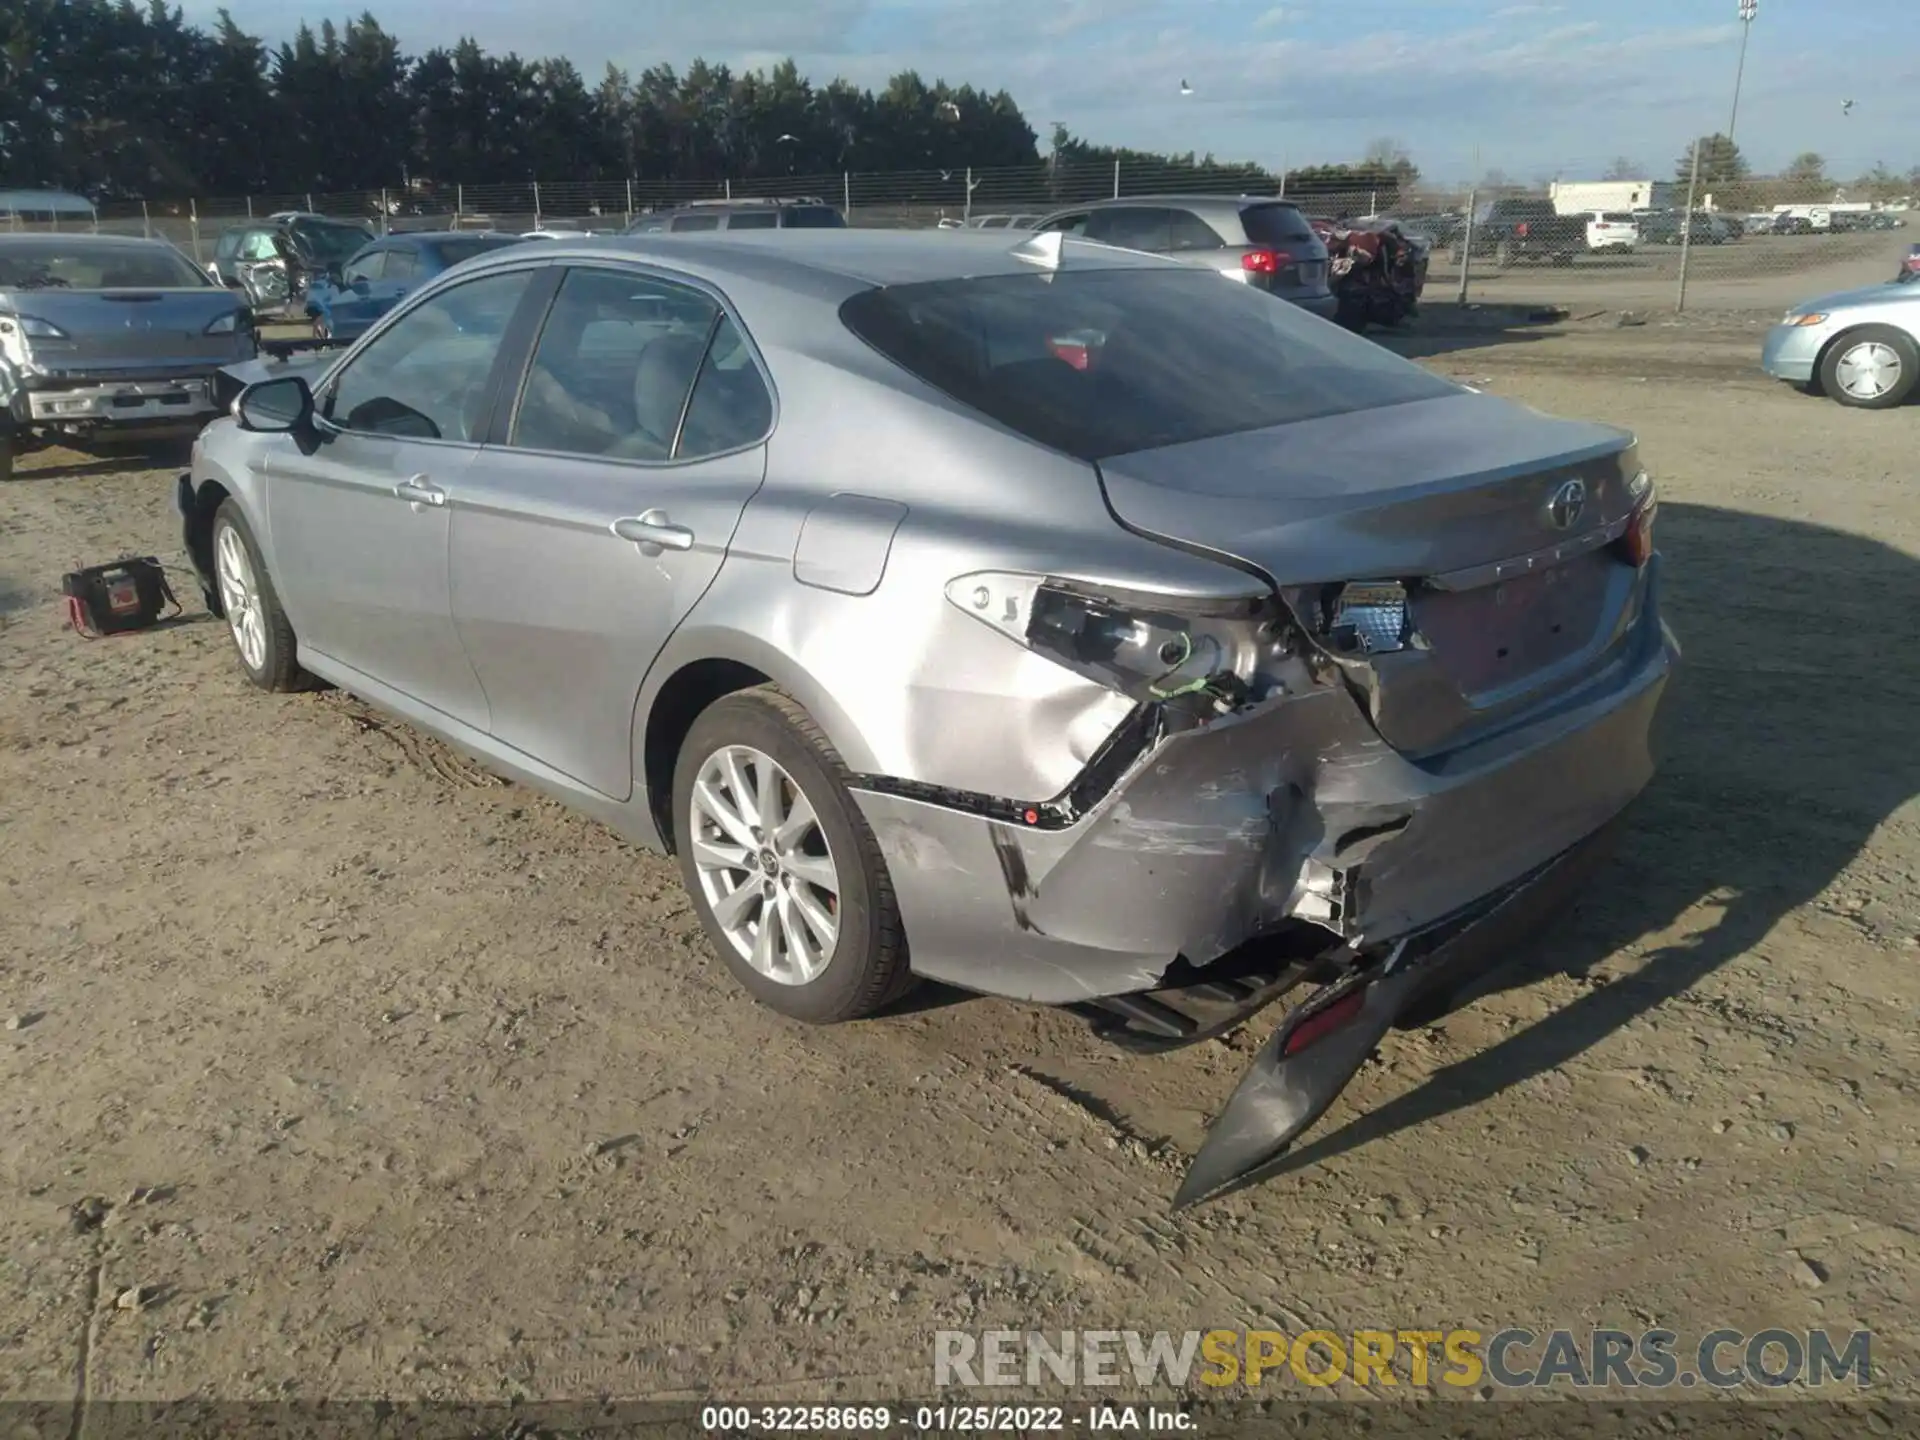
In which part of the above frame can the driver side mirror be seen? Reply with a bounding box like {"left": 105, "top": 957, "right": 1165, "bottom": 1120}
{"left": 349, "top": 276, "right": 371, "bottom": 294}
{"left": 235, "top": 375, "right": 314, "bottom": 434}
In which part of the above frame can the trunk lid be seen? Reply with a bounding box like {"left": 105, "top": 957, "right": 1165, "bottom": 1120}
{"left": 5, "top": 289, "right": 248, "bottom": 376}
{"left": 1095, "top": 390, "right": 1650, "bottom": 755}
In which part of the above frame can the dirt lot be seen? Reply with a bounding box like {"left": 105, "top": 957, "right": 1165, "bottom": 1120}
{"left": 1, "top": 319, "right": 1917, "bottom": 1412}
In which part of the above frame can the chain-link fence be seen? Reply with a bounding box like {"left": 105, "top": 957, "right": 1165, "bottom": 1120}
{"left": 7, "top": 159, "right": 1913, "bottom": 315}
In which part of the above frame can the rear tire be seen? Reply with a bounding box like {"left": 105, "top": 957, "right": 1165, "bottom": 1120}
{"left": 0, "top": 431, "right": 13, "bottom": 482}
{"left": 672, "top": 687, "right": 914, "bottom": 1024}
{"left": 1494, "top": 240, "right": 1514, "bottom": 269}
{"left": 211, "top": 500, "right": 308, "bottom": 691}
{"left": 1819, "top": 325, "right": 1920, "bottom": 410}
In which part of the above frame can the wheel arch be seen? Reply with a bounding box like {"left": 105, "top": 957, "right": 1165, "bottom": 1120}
{"left": 636, "top": 631, "right": 883, "bottom": 854}
{"left": 186, "top": 478, "right": 235, "bottom": 616}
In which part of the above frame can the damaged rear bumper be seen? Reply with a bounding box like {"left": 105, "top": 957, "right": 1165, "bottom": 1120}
{"left": 851, "top": 561, "right": 1675, "bottom": 1005}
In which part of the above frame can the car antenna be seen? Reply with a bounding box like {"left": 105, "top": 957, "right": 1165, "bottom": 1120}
{"left": 1009, "top": 230, "right": 1066, "bottom": 271}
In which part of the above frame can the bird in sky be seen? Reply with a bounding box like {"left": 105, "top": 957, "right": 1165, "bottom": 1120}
{"left": 1178, "top": 79, "right": 1193, "bottom": 96}
{"left": 1841, "top": 99, "right": 1855, "bottom": 116}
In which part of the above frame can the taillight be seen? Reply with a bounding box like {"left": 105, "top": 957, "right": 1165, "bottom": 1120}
{"left": 1619, "top": 471, "right": 1658, "bottom": 567}
{"left": 1281, "top": 989, "right": 1367, "bottom": 1057}
{"left": 1516, "top": 221, "right": 1530, "bottom": 238}
{"left": 1241, "top": 248, "right": 1290, "bottom": 275}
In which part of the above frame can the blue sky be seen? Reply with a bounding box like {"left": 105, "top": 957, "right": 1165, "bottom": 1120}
{"left": 184, "top": 0, "right": 1919, "bottom": 181}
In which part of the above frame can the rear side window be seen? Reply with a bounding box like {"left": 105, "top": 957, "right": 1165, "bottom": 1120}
{"left": 678, "top": 315, "right": 774, "bottom": 458}
{"left": 1084, "top": 207, "right": 1173, "bottom": 252}
{"left": 726, "top": 211, "right": 780, "bottom": 231}
{"left": 781, "top": 206, "right": 845, "bottom": 229}
{"left": 1240, "top": 204, "right": 1315, "bottom": 244}
{"left": 1167, "top": 210, "right": 1223, "bottom": 251}
{"left": 670, "top": 214, "right": 721, "bottom": 232}
{"left": 839, "top": 269, "right": 1456, "bottom": 462}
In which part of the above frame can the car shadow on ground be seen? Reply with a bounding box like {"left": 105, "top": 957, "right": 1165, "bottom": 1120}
{"left": 6, "top": 443, "right": 192, "bottom": 483}
{"left": 1373, "top": 303, "right": 1563, "bottom": 361}
{"left": 1234, "top": 500, "right": 1920, "bottom": 1191}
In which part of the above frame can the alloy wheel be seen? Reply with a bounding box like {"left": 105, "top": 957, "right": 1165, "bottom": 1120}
{"left": 688, "top": 744, "right": 840, "bottom": 984}
{"left": 214, "top": 523, "right": 267, "bottom": 672}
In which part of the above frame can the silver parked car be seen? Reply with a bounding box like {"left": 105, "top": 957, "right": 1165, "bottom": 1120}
{"left": 1031, "top": 195, "right": 1338, "bottom": 320}
{"left": 0, "top": 234, "right": 254, "bottom": 479}
{"left": 178, "top": 231, "right": 1676, "bottom": 1206}
{"left": 1761, "top": 280, "right": 1920, "bottom": 409}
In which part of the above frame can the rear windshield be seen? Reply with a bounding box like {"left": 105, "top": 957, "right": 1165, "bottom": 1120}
{"left": 1240, "top": 203, "right": 1316, "bottom": 244}
{"left": 431, "top": 236, "right": 524, "bottom": 265}
{"left": 1601, "top": 212, "right": 1635, "bottom": 222}
{"left": 840, "top": 268, "right": 1457, "bottom": 462}
{"left": 781, "top": 206, "right": 846, "bottom": 229}
{"left": 0, "top": 239, "right": 209, "bottom": 289}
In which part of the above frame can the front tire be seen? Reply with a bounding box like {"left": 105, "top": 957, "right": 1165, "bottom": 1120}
{"left": 0, "top": 430, "right": 13, "bottom": 482}
{"left": 672, "top": 687, "right": 913, "bottom": 1024}
{"left": 1819, "top": 326, "right": 1919, "bottom": 410}
{"left": 211, "top": 500, "right": 307, "bottom": 691}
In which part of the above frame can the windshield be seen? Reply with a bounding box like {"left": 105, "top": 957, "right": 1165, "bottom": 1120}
{"left": 290, "top": 221, "right": 376, "bottom": 266}
{"left": 0, "top": 239, "right": 210, "bottom": 290}
{"left": 840, "top": 268, "right": 1457, "bottom": 461}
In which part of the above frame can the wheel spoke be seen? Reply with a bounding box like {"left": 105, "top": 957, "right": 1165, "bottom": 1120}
{"left": 692, "top": 778, "right": 756, "bottom": 852}
{"left": 787, "top": 882, "right": 838, "bottom": 954}
{"left": 774, "top": 887, "right": 819, "bottom": 979}
{"left": 750, "top": 901, "right": 778, "bottom": 975}
{"left": 757, "top": 759, "right": 787, "bottom": 837}
{"left": 773, "top": 789, "right": 817, "bottom": 850}
{"left": 690, "top": 835, "right": 751, "bottom": 874}
{"left": 710, "top": 876, "right": 760, "bottom": 932}
{"left": 782, "top": 851, "right": 837, "bottom": 895}
{"left": 719, "top": 748, "right": 759, "bottom": 831}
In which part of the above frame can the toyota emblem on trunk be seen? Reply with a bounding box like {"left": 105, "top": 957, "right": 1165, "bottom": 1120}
{"left": 1546, "top": 478, "right": 1587, "bottom": 530}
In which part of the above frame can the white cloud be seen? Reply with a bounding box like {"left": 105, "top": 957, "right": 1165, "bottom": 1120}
{"left": 1251, "top": 6, "right": 1293, "bottom": 28}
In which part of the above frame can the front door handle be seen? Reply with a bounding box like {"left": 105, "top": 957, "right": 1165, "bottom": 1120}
{"left": 393, "top": 475, "right": 445, "bottom": 508}
{"left": 612, "top": 510, "right": 695, "bottom": 552}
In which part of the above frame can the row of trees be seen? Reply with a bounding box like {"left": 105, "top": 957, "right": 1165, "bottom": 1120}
{"left": 0, "top": 0, "right": 1426, "bottom": 203}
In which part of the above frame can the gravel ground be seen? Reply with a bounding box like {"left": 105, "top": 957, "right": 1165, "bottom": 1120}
{"left": 1, "top": 321, "right": 1916, "bottom": 1411}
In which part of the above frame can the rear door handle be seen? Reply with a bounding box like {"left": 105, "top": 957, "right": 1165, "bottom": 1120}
{"left": 393, "top": 476, "right": 445, "bottom": 507}
{"left": 612, "top": 510, "right": 695, "bottom": 552}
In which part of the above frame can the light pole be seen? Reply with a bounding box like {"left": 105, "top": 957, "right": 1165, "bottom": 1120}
{"left": 1727, "top": 0, "right": 1757, "bottom": 152}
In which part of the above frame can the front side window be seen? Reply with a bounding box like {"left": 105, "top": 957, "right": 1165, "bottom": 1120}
{"left": 510, "top": 266, "right": 720, "bottom": 460}
{"left": 382, "top": 248, "right": 417, "bottom": 280}
{"left": 725, "top": 211, "right": 779, "bottom": 231}
{"left": 341, "top": 250, "right": 385, "bottom": 284}
{"left": 839, "top": 268, "right": 1457, "bottom": 461}
{"left": 780, "top": 206, "right": 845, "bottom": 229}
{"left": 1039, "top": 212, "right": 1089, "bottom": 235}
{"left": 324, "top": 268, "right": 534, "bottom": 441}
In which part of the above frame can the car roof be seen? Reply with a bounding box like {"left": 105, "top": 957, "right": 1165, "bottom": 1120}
{"left": 0, "top": 231, "right": 180, "bottom": 252}
{"left": 1054, "top": 194, "right": 1300, "bottom": 213}
{"left": 481, "top": 229, "right": 1183, "bottom": 296}
{"left": 382, "top": 231, "right": 514, "bottom": 245}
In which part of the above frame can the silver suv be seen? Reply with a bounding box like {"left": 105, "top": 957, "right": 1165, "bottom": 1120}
{"left": 625, "top": 198, "right": 847, "bottom": 234}
{"left": 1032, "top": 195, "right": 1336, "bottom": 319}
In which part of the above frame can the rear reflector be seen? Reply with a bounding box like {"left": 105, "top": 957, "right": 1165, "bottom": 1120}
{"left": 1281, "top": 989, "right": 1367, "bottom": 1057}
{"left": 1242, "top": 248, "right": 1291, "bottom": 275}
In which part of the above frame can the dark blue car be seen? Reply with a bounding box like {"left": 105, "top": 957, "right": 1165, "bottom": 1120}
{"left": 304, "top": 231, "right": 528, "bottom": 340}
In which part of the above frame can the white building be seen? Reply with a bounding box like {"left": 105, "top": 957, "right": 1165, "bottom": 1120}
{"left": 1549, "top": 179, "right": 1678, "bottom": 214}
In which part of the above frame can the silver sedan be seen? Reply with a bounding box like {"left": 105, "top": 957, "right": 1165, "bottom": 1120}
{"left": 178, "top": 230, "right": 1675, "bottom": 1205}
{"left": 1762, "top": 280, "right": 1920, "bottom": 409}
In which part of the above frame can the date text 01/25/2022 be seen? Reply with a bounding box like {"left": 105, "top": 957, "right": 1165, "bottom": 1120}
{"left": 698, "top": 1404, "right": 1196, "bottom": 1431}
